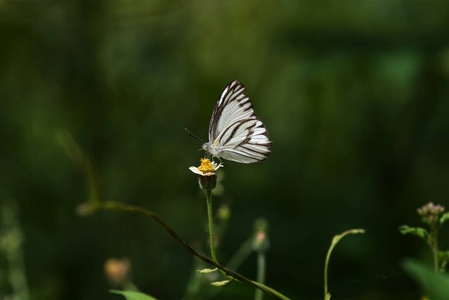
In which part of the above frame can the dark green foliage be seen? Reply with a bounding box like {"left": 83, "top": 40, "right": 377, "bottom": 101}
{"left": 403, "top": 259, "right": 449, "bottom": 300}
{"left": 2, "top": 1, "right": 449, "bottom": 300}
{"left": 399, "top": 225, "right": 429, "bottom": 239}
{"left": 111, "top": 290, "right": 157, "bottom": 300}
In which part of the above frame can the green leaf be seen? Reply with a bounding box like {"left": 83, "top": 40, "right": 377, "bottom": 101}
{"left": 110, "top": 290, "right": 157, "bottom": 300}
{"left": 210, "top": 280, "right": 232, "bottom": 287}
{"left": 398, "top": 225, "right": 428, "bottom": 239}
{"left": 438, "top": 251, "right": 449, "bottom": 262}
{"left": 440, "top": 212, "right": 449, "bottom": 224}
{"left": 438, "top": 251, "right": 449, "bottom": 272}
{"left": 325, "top": 292, "right": 331, "bottom": 300}
{"left": 196, "top": 268, "right": 217, "bottom": 274}
{"left": 402, "top": 259, "right": 449, "bottom": 300}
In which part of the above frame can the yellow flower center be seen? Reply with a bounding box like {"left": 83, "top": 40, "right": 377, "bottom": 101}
{"left": 198, "top": 158, "right": 215, "bottom": 173}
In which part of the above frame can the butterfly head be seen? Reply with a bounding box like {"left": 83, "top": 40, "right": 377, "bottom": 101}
{"left": 202, "top": 140, "right": 221, "bottom": 158}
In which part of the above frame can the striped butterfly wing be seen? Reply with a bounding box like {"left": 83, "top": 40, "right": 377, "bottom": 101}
{"left": 209, "top": 80, "right": 256, "bottom": 142}
{"left": 216, "top": 118, "right": 272, "bottom": 164}
{"left": 207, "top": 80, "right": 272, "bottom": 164}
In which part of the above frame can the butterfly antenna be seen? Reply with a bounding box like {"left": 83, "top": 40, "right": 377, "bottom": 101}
{"left": 185, "top": 128, "right": 205, "bottom": 143}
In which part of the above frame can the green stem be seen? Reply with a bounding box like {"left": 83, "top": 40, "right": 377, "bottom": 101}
{"left": 209, "top": 234, "right": 255, "bottom": 299}
{"left": 430, "top": 225, "right": 439, "bottom": 273}
{"left": 324, "top": 229, "right": 365, "bottom": 300}
{"left": 63, "top": 134, "right": 289, "bottom": 299}
{"left": 206, "top": 189, "right": 218, "bottom": 263}
{"left": 251, "top": 280, "right": 287, "bottom": 300}
{"left": 255, "top": 251, "right": 266, "bottom": 300}
{"left": 92, "top": 201, "right": 290, "bottom": 300}
{"left": 324, "top": 240, "right": 335, "bottom": 299}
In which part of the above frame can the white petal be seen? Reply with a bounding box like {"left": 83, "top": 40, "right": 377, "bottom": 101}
{"left": 189, "top": 166, "right": 203, "bottom": 175}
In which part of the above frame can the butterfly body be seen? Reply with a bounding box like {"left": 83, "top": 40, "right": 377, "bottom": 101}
{"left": 203, "top": 80, "right": 272, "bottom": 164}
{"left": 202, "top": 140, "right": 222, "bottom": 158}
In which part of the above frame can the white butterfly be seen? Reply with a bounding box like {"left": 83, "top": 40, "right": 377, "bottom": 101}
{"left": 202, "top": 80, "right": 272, "bottom": 164}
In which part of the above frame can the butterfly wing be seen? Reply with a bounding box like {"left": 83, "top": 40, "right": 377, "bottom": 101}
{"left": 215, "top": 118, "right": 272, "bottom": 164}
{"left": 209, "top": 80, "right": 256, "bottom": 142}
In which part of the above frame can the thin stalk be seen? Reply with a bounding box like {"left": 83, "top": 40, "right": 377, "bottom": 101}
{"left": 62, "top": 133, "right": 290, "bottom": 299}
{"left": 429, "top": 226, "right": 439, "bottom": 273}
{"left": 209, "top": 233, "right": 256, "bottom": 299}
{"left": 92, "top": 201, "right": 291, "bottom": 300}
{"left": 324, "top": 229, "right": 365, "bottom": 300}
{"left": 205, "top": 189, "right": 218, "bottom": 263}
{"left": 250, "top": 280, "right": 287, "bottom": 300}
{"left": 255, "top": 251, "right": 266, "bottom": 300}
{"left": 324, "top": 238, "right": 336, "bottom": 299}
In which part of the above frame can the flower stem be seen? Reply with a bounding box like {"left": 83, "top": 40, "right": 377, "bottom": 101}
{"left": 324, "top": 239, "right": 335, "bottom": 299}
{"left": 429, "top": 225, "right": 439, "bottom": 273}
{"left": 206, "top": 189, "right": 218, "bottom": 263}
{"left": 324, "top": 229, "right": 365, "bottom": 300}
{"left": 62, "top": 134, "right": 290, "bottom": 299}
{"left": 92, "top": 201, "right": 291, "bottom": 299}
{"left": 255, "top": 251, "right": 266, "bottom": 300}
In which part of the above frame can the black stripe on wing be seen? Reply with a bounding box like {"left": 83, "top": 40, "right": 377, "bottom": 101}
{"left": 220, "top": 118, "right": 256, "bottom": 146}
{"left": 217, "top": 118, "right": 272, "bottom": 164}
{"left": 208, "top": 80, "right": 256, "bottom": 141}
{"left": 220, "top": 143, "right": 272, "bottom": 163}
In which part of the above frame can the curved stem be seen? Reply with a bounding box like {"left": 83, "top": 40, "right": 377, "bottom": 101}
{"left": 324, "top": 229, "right": 365, "bottom": 300}
{"left": 324, "top": 239, "right": 335, "bottom": 299}
{"left": 62, "top": 133, "right": 289, "bottom": 299}
{"left": 92, "top": 201, "right": 290, "bottom": 300}
{"left": 205, "top": 189, "right": 218, "bottom": 263}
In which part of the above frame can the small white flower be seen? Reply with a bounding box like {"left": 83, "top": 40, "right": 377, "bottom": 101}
{"left": 189, "top": 158, "right": 223, "bottom": 190}
{"left": 189, "top": 158, "right": 223, "bottom": 176}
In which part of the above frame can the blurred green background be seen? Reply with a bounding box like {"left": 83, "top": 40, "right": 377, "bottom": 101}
{"left": 1, "top": 1, "right": 449, "bottom": 299}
